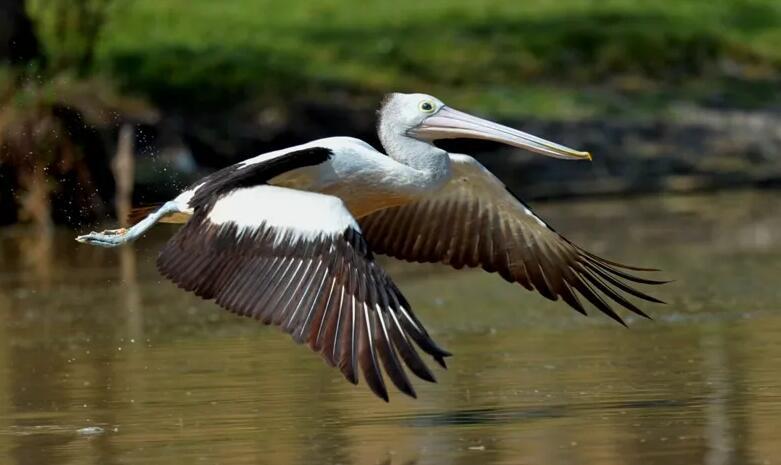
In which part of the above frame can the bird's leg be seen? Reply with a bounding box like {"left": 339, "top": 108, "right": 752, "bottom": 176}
{"left": 76, "top": 201, "right": 182, "bottom": 248}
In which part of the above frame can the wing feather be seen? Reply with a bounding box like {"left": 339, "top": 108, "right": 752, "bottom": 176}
{"left": 158, "top": 186, "right": 447, "bottom": 400}
{"left": 359, "top": 154, "right": 665, "bottom": 324}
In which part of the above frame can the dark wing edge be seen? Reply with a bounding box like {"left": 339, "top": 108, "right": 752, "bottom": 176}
{"left": 127, "top": 147, "right": 333, "bottom": 226}
{"left": 156, "top": 207, "right": 450, "bottom": 401}
{"left": 189, "top": 146, "right": 334, "bottom": 207}
{"left": 359, "top": 155, "right": 667, "bottom": 326}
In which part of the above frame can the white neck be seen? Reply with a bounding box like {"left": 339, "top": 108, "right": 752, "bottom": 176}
{"left": 378, "top": 119, "right": 451, "bottom": 190}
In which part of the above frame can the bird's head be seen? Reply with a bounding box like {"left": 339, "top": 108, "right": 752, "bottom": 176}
{"left": 379, "top": 92, "right": 591, "bottom": 161}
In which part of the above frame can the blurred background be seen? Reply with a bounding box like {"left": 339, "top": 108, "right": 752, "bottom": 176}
{"left": 1, "top": 1, "right": 780, "bottom": 465}
{"left": 2, "top": 0, "right": 781, "bottom": 229}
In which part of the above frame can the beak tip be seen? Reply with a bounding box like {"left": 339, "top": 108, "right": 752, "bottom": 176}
{"left": 584, "top": 151, "right": 592, "bottom": 161}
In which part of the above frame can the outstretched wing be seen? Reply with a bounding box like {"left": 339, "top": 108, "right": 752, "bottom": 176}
{"left": 359, "top": 154, "right": 665, "bottom": 325}
{"left": 157, "top": 185, "right": 450, "bottom": 401}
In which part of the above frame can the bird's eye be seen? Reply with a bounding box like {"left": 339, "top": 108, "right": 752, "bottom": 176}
{"left": 419, "top": 101, "right": 435, "bottom": 113}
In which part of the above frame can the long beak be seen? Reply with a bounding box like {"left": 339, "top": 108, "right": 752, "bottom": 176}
{"left": 410, "top": 106, "right": 591, "bottom": 160}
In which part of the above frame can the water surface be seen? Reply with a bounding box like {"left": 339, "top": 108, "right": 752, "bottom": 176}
{"left": 1, "top": 191, "right": 780, "bottom": 465}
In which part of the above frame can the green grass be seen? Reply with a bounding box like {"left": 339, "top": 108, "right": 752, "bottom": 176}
{"left": 41, "top": 0, "right": 781, "bottom": 118}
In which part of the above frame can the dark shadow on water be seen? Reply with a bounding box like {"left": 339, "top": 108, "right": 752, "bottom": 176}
{"left": 362, "top": 398, "right": 695, "bottom": 428}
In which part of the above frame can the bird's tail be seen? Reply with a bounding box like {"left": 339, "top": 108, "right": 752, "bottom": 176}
{"left": 127, "top": 204, "right": 164, "bottom": 225}
{"left": 128, "top": 203, "right": 192, "bottom": 225}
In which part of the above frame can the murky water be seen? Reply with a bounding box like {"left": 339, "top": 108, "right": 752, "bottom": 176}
{"left": 1, "top": 190, "right": 780, "bottom": 465}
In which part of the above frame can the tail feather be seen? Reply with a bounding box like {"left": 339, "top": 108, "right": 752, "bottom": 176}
{"left": 128, "top": 203, "right": 164, "bottom": 225}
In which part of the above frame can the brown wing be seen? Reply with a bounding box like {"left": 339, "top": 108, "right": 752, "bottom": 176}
{"left": 359, "top": 154, "right": 665, "bottom": 325}
{"left": 157, "top": 186, "right": 449, "bottom": 401}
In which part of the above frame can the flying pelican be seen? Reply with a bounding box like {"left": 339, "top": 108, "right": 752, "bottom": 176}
{"left": 77, "top": 93, "right": 664, "bottom": 401}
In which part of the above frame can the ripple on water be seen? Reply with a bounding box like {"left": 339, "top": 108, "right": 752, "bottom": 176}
{"left": 0, "top": 191, "right": 780, "bottom": 465}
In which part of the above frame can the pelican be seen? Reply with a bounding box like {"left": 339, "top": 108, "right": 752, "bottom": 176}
{"left": 77, "top": 93, "right": 664, "bottom": 401}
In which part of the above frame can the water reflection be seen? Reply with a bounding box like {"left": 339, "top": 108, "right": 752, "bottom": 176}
{"left": 0, "top": 190, "right": 780, "bottom": 465}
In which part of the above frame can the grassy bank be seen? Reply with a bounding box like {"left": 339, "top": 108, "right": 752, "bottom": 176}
{"left": 5, "top": 0, "right": 780, "bottom": 227}
{"left": 49, "top": 0, "right": 778, "bottom": 119}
